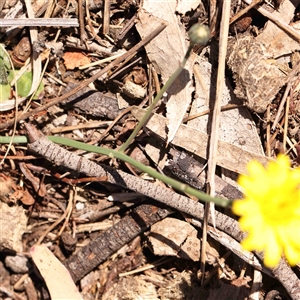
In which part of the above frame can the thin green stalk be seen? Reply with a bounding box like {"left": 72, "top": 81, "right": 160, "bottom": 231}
{"left": 0, "top": 134, "right": 230, "bottom": 207}
{"left": 118, "top": 23, "right": 211, "bottom": 153}
{"left": 0, "top": 136, "right": 28, "bottom": 144}
{"left": 118, "top": 44, "right": 194, "bottom": 153}
{"left": 52, "top": 136, "right": 229, "bottom": 207}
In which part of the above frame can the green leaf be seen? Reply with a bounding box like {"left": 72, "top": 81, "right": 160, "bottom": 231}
{"left": 0, "top": 83, "right": 11, "bottom": 102}
{"left": 8, "top": 70, "right": 44, "bottom": 99}
{"left": 0, "top": 45, "right": 11, "bottom": 71}
{"left": 0, "top": 45, "right": 44, "bottom": 102}
{"left": 0, "top": 52, "right": 10, "bottom": 85}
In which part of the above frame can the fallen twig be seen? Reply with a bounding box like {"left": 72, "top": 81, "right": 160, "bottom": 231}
{"left": 0, "top": 18, "right": 79, "bottom": 27}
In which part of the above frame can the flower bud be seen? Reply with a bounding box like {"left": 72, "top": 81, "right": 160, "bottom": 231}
{"left": 188, "top": 24, "right": 210, "bottom": 45}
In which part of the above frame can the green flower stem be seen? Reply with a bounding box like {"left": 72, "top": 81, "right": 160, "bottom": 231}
{"left": 0, "top": 134, "right": 230, "bottom": 207}
{"left": 119, "top": 23, "right": 211, "bottom": 153}
{"left": 0, "top": 136, "right": 28, "bottom": 144}
{"left": 1, "top": 26, "right": 218, "bottom": 206}
{"left": 118, "top": 44, "right": 194, "bottom": 153}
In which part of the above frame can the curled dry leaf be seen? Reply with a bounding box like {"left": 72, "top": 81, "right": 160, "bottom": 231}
{"left": 10, "top": 36, "right": 32, "bottom": 68}
{"left": 19, "top": 189, "right": 35, "bottom": 206}
{"left": 121, "top": 66, "right": 148, "bottom": 99}
{"left": 123, "top": 66, "right": 148, "bottom": 86}
{"left": 0, "top": 173, "right": 35, "bottom": 205}
{"left": 19, "top": 162, "right": 46, "bottom": 197}
{"left": 63, "top": 52, "right": 91, "bottom": 70}
{"left": 121, "top": 80, "right": 146, "bottom": 99}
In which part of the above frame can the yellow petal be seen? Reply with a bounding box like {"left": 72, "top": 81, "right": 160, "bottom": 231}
{"left": 263, "top": 229, "right": 282, "bottom": 268}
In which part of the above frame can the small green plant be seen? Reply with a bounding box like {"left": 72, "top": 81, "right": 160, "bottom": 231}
{"left": 0, "top": 44, "right": 44, "bottom": 102}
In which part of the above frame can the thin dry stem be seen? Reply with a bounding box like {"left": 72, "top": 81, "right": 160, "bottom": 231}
{"left": 202, "top": 0, "right": 231, "bottom": 283}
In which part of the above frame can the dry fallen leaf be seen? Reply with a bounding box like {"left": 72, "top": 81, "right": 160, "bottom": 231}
{"left": 31, "top": 245, "right": 83, "bottom": 300}
{"left": 0, "top": 173, "right": 35, "bottom": 205}
{"left": 19, "top": 189, "right": 35, "bottom": 206}
{"left": 190, "top": 57, "right": 264, "bottom": 156}
{"left": 255, "top": 0, "right": 300, "bottom": 57}
{"left": 63, "top": 52, "right": 91, "bottom": 70}
{"left": 136, "top": 7, "right": 194, "bottom": 144}
{"left": 176, "top": 0, "right": 199, "bottom": 14}
{"left": 131, "top": 106, "right": 271, "bottom": 174}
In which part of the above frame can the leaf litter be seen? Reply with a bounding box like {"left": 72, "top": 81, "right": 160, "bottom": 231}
{"left": 1, "top": 0, "right": 300, "bottom": 299}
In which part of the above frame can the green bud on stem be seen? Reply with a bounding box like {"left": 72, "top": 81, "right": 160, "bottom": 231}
{"left": 188, "top": 24, "right": 210, "bottom": 45}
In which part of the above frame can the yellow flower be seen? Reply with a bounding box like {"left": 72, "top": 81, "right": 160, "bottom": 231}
{"left": 232, "top": 155, "right": 300, "bottom": 268}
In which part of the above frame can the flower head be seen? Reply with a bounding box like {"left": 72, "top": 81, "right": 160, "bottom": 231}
{"left": 232, "top": 155, "right": 300, "bottom": 268}
{"left": 188, "top": 24, "right": 210, "bottom": 45}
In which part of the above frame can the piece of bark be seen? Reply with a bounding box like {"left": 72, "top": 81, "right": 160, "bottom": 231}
{"left": 148, "top": 217, "right": 201, "bottom": 261}
{"left": 165, "top": 148, "right": 243, "bottom": 200}
{"left": 65, "top": 204, "right": 171, "bottom": 282}
{"left": 62, "top": 83, "right": 124, "bottom": 120}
